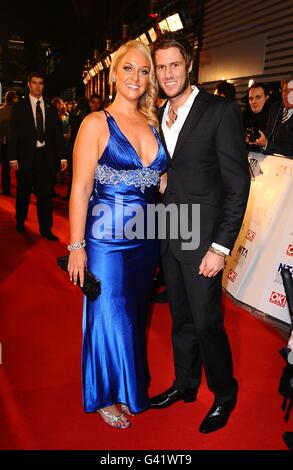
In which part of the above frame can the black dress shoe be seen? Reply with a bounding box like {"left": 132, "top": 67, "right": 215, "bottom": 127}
{"left": 16, "top": 222, "right": 25, "bottom": 233}
{"left": 199, "top": 398, "right": 236, "bottom": 434}
{"left": 41, "top": 231, "right": 59, "bottom": 241}
{"left": 283, "top": 432, "right": 293, "bottom": 450}
{"left": 150, "top": 386, "right": 197, "bottom": 409}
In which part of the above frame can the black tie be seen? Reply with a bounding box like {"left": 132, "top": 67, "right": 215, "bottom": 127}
{"left": 36, "top": 100, "right": 45, "bottom": 143}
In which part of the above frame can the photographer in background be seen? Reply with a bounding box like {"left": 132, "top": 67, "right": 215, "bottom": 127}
{"left": 243, "top": 83, "right": 271, "bottom": 152}
{"left": 214, "top": 80, "right": 236, "bottom": 101}
{"left": 254, "top": 78, "right": 293, "bottom": 158}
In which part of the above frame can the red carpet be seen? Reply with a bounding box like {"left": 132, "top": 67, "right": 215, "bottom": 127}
{"left": 0, "top": 181, "right": 291, "bottom": 450}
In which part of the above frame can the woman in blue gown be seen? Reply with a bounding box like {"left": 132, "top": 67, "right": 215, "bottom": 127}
{"left": 68, "top": 40, "right": 167, "bottom": 428}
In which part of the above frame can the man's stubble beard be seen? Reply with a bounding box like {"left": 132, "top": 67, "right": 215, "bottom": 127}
{"left": 161, "top": 71, "right": 190, "bottom": 100}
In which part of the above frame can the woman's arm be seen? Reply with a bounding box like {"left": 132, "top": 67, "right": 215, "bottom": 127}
{"left": 68, "top": 113, "right": 104, "bottom": 287}
{"left": 159, "top": 172, "right": 167, "bottom": 194}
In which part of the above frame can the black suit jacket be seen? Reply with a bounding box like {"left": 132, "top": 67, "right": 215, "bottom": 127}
{"left": 264, "top": 101, "right": 293, "bottom": 158}
{"left": 160, "top": 89, "right": 250, "bottom": 264}
{"left": 8, "top": 96, "right": 65, "bottom": 171}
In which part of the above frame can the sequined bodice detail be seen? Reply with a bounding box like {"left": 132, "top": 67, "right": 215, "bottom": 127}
{"left": 95, "top": 164, "right": 160, "bottom": 193}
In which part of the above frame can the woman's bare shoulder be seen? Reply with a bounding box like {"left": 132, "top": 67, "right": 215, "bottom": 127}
{"left": 81, "top": 110, "right": 107, "bottom": 131}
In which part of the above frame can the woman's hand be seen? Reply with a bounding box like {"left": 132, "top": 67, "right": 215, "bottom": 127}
{"left": 159, "top": 172, "right": 167, "bottom": 194}
{"left": 68, "top": 249, "right": 87, "bottom": 287}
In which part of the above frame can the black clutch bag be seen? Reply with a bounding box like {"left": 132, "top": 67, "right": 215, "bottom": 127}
{"left": 57, "top": 255, "right": 101, "bottom": 301}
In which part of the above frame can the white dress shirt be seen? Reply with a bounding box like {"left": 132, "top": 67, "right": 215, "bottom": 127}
{"left": 29, "top": 94, "right": 45, "bottom": 148}
{"left": 162, "top": 86, "right": 199, "bottom": 158}
{"left": 162, "top": 86, "right": 230, "bottom": 255}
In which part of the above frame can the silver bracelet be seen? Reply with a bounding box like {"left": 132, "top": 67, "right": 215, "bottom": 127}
{"left": 67, "top": 239, "right": 86, "bottom": 251}
{"left": 208, "top": 245, "right": 226, "bottom": 258}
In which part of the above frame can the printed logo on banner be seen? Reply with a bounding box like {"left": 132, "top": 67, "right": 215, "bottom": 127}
{"left": 274, "top": 263, "right": 293, "bottom": 284}
{"left": 237, "top": 245, "right": 248, "bottom": 257}
{"left": 234, "top": 245, "right": 248, "bottom": 267}
{"left": 269, "top": 291, "right": 287, "bottom": 308}
{"left": 228, "top": 269, "right": 237, "bottom": 283}
{"left": 264, "top": 188, "right": 276, "bottom": 201}
{"left": 286, "top": 244, "right": 293, "bottom": 256}
{"left": 246, "top": 229, "right": 256, "bottom": 242}
{"left": 251, "top": 181, "right": 263, "bottom": 192}
{"left": 276, "top": 165, "right": 288, "bottom": 176}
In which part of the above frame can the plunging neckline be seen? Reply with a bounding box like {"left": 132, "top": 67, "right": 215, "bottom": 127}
{"left": 105, "top": 111, "right": 160, "bottom": 169}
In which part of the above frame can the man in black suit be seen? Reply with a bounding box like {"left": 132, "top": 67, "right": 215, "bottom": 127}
{"left": 150, "top": 33, "right": 250, "bottom": 433}
{"left": 9, "top": 72, "right": 67, "bottom": 240}
{"left": 254, "top": 78, "right": 293, "bottom": 157}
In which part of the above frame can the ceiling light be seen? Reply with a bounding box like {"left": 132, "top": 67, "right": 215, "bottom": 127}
{"left": 148, "top": 27, "right": 157, "bottom": 42}
{"left": 166, "top": 13, "right": 183, "bottom": 32}
{"left": 139, "top": 34, "right": 149, "bottom": 45}
{"left": 158, "top": 19, "right": 169, "bottom": 33}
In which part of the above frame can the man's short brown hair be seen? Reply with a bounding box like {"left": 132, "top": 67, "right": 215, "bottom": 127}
{"left": 151, "top": 32, "right": 194, "bottom": 68}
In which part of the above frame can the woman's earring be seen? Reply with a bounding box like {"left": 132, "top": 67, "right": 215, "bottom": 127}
{"left": 111, "top": 76, "right": 116, "bottom": 83}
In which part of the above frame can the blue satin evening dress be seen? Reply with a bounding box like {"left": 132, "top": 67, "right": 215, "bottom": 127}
{"left": 82, "top": 110, "right": 167, "bottom": 413}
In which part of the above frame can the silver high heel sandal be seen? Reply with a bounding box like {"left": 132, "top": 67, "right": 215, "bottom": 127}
{"left": 98, "top": 408, "right": 131, "bottom": 428}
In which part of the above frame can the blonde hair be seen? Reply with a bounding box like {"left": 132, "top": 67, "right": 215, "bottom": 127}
{"left": 109, "top": 40, "right": 158, "bottom": 130}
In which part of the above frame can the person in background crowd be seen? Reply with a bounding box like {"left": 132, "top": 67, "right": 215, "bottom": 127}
{"left": 68, "top": 40, "right": 167, "bottom": 428}
{"left": 68, "top": 97, "right": 91, "bottom": 154}
{"left": 52, "top": 97, "right": 70, "bottom": 143}
{"left": 150, "top": 32, "right": 250, "bottom": 434}
{"left": 254, "top": 78, "right": 293, "bottom": 157}
{"left": 0, "top": 90, "right": 18, "bottom": 195}
{"left": 214, "top": 80, "right": 236, "bottom": 101}
{"left": 9, "top": 72, "right": 67, "bottom": 240}
{"left": 89, "top": 94, "right": 102, "bottom": 113}
{"left": 66, "top": 100, "right": 75, "bottom": 115}
{"left": 51, "top": 97, "right": 71, "bottom": 191}
{"left": 65, "top": 97, "right": 91, "bottom": 199}
{"left": 243, "top": 83, "right": 271, "bottom": 152}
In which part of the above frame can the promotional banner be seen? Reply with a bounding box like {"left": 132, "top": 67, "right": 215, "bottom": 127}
{"left": 223, "top": 153, "right": 293, "bottom": 324}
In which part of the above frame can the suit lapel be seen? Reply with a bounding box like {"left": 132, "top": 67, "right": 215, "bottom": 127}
{"left": 172, "top": 89, "right": 210, "bottom": 160}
